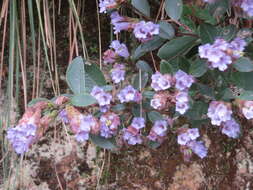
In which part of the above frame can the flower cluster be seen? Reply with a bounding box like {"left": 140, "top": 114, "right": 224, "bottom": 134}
{"left": 91, "top": 86, "right": 112, "bottom": 108}
{"left": 207, "top": 101, "right": 232, "bottom": 126}
{"left": 207, "top": 101, "right": 241, "bottom": 138}
{"left": 150, "top": 70, "right": 194, "bottom": 115}
{"left": 123, "top": 117, "right": 145, "bottom": 145}
{"left": 100, "top": 112, "right": 120, "bottom": 138}
{"left": 103, "top": 40, "right": 129, "bottom": 64}
{"left": 147, "top": 120, "right": 169, "bottom": 143}
{"left": 110, "top": 11, "right": 159, "bottom": 42}
{"left": 177, "top": 128, "right": 207, "bottom": 159}
{"left": 110, "top": 64, "right": 125, "bottom": 84}
{"left": 117, "top": 85, "right": 142, "bottom": 103}
{"left": 242, "top": 100, "right": 253, "bottom": 119}
{"left": 7, "top": 124, "right": 37, "bottom": 154}
{"left": 199, "top": 37, "right": 246, "bottom": 71}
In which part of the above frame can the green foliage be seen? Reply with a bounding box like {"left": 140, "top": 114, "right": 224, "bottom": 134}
{"left": 131, "top": 0, "right": 150, "bottom": 17}
{"left": 133, "top": 36, "right": 166, "bottom": 60}
{"left": 158, "top": 21, "right": 175, "bottom": 40}
{"left": 133, "top": 71, "right": 149, "bottom": 90}
{"left": 136, "top": 60, "right": 153, "bottom": 74}
{"left": 233, "top": 57, "right": 253, "bottom": 72}
{"left": 158, "top": 36, "right": 198, "bottom": 60}
{"left": 148, "top": 111, "right": 164, "bottom": 123}
{"left": 90, "top": 134, "right": 118, "bottom": 150}
{"left": 189, "top": 59, "right": 208, "bottom": 77}
{"left": 165, "top": 0, "right": 183, "bottom": 20}
{"left": 70, "top": 93, "right": 97, "bottom": 107}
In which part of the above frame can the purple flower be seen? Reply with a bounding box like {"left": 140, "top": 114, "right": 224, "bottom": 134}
{"left": 91, "top": 86, "right": 112, "bottom": 106}
{"left": 150, "top": 98, "right": 162, "bottom": 109}
{"left": 131, "top": 117, "right": 145, "bottom": 130}
{"left": 241, "top": 0, "right": 253, "bottom": 17}
{"left": 199, "top": 37, "right": 246, "bottom": 71}
{"left": 229, "top": 37, "right": 247, "bottom": 58}
{"left": 110, "top": 12, "right": 132, "bottom": 34}
{"left": 177, "top": 128, "right": 200, "bottom": 145}
{"left": 103, "top": 49, "right": 117, "bottom": 64}
{"left": 110, "top": 40, "right": 129, "bottom": 58}
{"left": 175, "top": 91, "right": 189, "bottom": 115}
{"left": 100, "top": 105, "right": 111, "bottom": 113}
{"left": 207, "top": 101, "right": 232, "bottom": 126}
{"left": 99, "top": 0, "right": 117, "bottom": 13}
{"left": 122, "top": 128, "right": 142, "bottom": 145}
{"left": 75, "top": 114, "right": 96, "bottom": 142}
{"left": 133, "top": 21, "right": 159, "bottom": 42}
{"left": 202, "top": 0, "right": 216, "bottom": 3}
{"left": 221, "top": 118, "right": 241, "bottom": 138}
{"left": 175, "top": 70, "right": 194, "bottom": 91}
{"left": 7, "top": 124, "right": 37, "bottom": 154}
{"left": 147, "top": 120, "right": 168, "bottom": 142}
{"left": 242, "top": 101, "right": 253, "bottom": 119}
{"left": 117, "top": 85, "right": 142, "bottom": 103}
{"left": 187, "top": 140, "right": 208, "bottom": 159}
{"left": 111, "top": 64, "right": 125, "bottom": 84}
{"left": 151, "top": 72, "right": 173, "bottom": 91}
{"left": 99, "top": 112, "right": 120, "bottom": 138}
{"left": 59, "top": 109, "right": 69, "bottom": 124}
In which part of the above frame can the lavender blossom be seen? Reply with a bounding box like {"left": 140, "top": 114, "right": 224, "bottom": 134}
{"left": 122, "top": 128, "right": 142, "bottom": 145}
{"left": 7, "top": 124, "right": 37, "bottom": 154}
{"left": 110, "top": 12, "right": 132, "bottom": 34}
{"left": 175, "top": 91, "right": 190, "bottom": 115}
{"left": 110, "top": 40, "right": 129, "bottom": 58}
{"left": 117, "top": 85, "right": 141, "bottom": 103}
{"left": 59, "top": 109, "right": 69, "bottom": 124}
{"left": 177, "top": 128, "right": 200, "bottom": 145}
{"left": 242, "top": 101, "right": 253, "bottom": 119}
{"left": 221, "top": 118, "right": 241, "bottom": 138}
{"left": 103, "top": 49, "right": 117, "bottom": 64}
{"left": 75, "top": 115, "right": 95, "bottom": 142}
{"left": 174, "top": 70, "right": 194, "bottom": 91}
{"left": 99, "top": 112, "right": 120, "bottom": 138}
{"left": 151, "top": 72, "right": 173, "bottom": 91}
{"left": 91, "top": 86, "right": 112, "bottom": 106}
{"left": 147, "top": 120, "right": 168, "bottom": 142}
{"left": 199, "top": 37, "right": 246, "bottom": 71}
{"left": 131, "top": 117, "right": 145, "bottom": 130}
{"left": 207, "top": 101, "right": 232, "bottom": 126}
{"left": 187, "top": 140, "right": 208, "bottom": 159}
{"left": 133, "top": 21, "right": 160, "bottom": 42}
{"left": 99, "top": 0, "right": 117, "bottom": 13}
{"left": 241, "top": 0, "right": 253, "bottom": 17}
{"left": 110, "top": 64, "right": 125, "bottom": 84}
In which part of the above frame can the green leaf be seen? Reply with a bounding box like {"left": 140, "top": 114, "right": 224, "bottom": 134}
{"left": 193, "top": 5, "right": 216, "bottom": 25}
{"left": 218, "top": 88, "right": 235, "bottom": 101}
{"left": 194, "top": 83, "right": 215, "bottom": 99}
{"left": 237, "top": 90, "right": 253, "bottom": 100}
{"left": 131, "top": 104, "right": 147, "bottom": 119}
{"left": 133, "top": 71, "right": 149, "bottom": 90}
{"left": 158, "top": 36, "right": 198, "bottom": 60}
{"left": 207, "top": 0, "right": 230, "bottom": 17}
{"left": 147, "top": 141, "right": 161, "bottom": 149}
{"left": 158, "top": 21, "right": 175, "bottom": 40}
{"left": 70, "top": 93, "right": 97, "bottom": 107}
{"left": 160, "top": 60, "right": 174, "bottom": 74}
{"left": 90, "top": 134, "right": 117, "bottom": 150}
{"left": 165, "top": 0, "right": 183, "bottom": 20}
{"left": 112, "top": 104, "right": 126, "bottom": 111}
{"left": 132, "top": 0, "right": 150, "bottom": 17}
{"left": 186, "top": 101, "right": 208, "bottom": 120}
{"left": 136, "top": 60, "right": 153, "bottom": 74}
{"left": 28, "top": 98, "right": 50, "bottom": 107}
{"left": 233, "top": 57, "right": 253, "bottom": 72}
{"left": 66, "top": 57, "right": 86, "bottom": 94}
{"left": 148, "top": 111, "right": 164, "bottom": 123}
{"left": 189, "top": 59, "right": 208, "bottom": 77}
{"left": 230, "top": 72, "right": 253, "bottom": 91}
{"left": 199, "top": 23, "right": 218, "bottom": 44}
{"left": 143, "top": 91, "right": 155, "bottom": 99}
{"left": 133, "top": 36, "right": 166, "bottom": 60}
{"left": 219, "top": 25, "right": 237, "bottom": 41}
{"left": 84, "top": 64, "right": 107, "bottom": 92}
